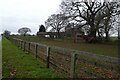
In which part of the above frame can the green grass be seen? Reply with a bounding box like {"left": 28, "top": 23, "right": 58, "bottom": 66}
{"left": 39, "top": 39, "right": 118, "bottom": 57}
{"left": 2, "top": 37, "right": 62, "bottom": 78}
{"left": 110, "top": 37, "right": 118, "bottom": 41}
{"left": 12, "top": 35, "right": 119, "bottom": 58}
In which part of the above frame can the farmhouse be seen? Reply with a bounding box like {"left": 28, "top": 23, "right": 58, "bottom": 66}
{"left": 37, "top": 32, "right": 65, "bottom": 38}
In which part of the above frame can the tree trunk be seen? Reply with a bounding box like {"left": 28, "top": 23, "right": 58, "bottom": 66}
{"left": 98, "top": 31, "right": 101, "bottom": 38}
{"left": 57, "top": 30, "right": 61, "bottom": 38}
{"left": 89, "top": 15, "right": 96, "bottom": 38}
{"left": 105, "top": 32, "right": 109, "bottom": 39}
{"left": 89, "top": 26, "right": 96, "bottom": 38}
{"left": 118, "top": 27, "right": 120, "bottom": 40}
{"left": 24, "top": 33, "right": 25, "bottom": 36}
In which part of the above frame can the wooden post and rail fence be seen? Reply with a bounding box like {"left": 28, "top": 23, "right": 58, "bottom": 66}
{"left": 7, "top": 37, "right": 120, "bottom": 78}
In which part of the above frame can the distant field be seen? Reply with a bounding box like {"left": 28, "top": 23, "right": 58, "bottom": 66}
{"left": 110, "top": 37, "right": 118, "bottom": 41}
{"left": 2, "top": 37, "right": 62, "bottom": 78}
{"left": 12, "top": 35, "right": 119, "bottom": 58}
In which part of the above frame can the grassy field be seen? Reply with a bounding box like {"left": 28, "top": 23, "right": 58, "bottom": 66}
{"left": 13, "top": 35, "right": 119, "bottom": 58}
{"left": 2, "top": 37, "right": 62, "bottom": 78}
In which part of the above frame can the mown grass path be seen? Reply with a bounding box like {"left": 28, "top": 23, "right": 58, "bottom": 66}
{"left": 2, "top": 37, "right": 61, "bottom": 78}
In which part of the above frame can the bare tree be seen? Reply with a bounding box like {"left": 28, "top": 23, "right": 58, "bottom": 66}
{"left": 45, "top": 14, "right": 68, "bottom": 38}
{"left": 18, "top": 27, "right": 31, "bottom": 36}
{"left": 60, "top": 0, "right": 106, "bottom": 38}
{"left": 104, "top": 2, "right": 119, "bottom": 39}
{"left": 60, "top": 0, "right": 120, "bottom": 40}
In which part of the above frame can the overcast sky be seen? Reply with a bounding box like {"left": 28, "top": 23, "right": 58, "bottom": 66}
{"left": 0, "top": 0, "right": 61, "bottom": 34}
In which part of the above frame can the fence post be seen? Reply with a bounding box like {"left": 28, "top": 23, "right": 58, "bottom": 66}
{"left": 35, "top": 44, "right": 38, "bottom": 58}
{"left": 21, "top": 41, "right": 22, "bottom": 49}
{"left": 46, "top": 47, "right": 50, "bottom": 68}
{"left": 16, "top": 40, "right": 17, "bottom": 45}
{"left": 15, "top": 39, "right": 17, "bottom": 45}
{"left": 70, "top": 53, "right": 77, "bottom": 78}
{"left": 19, "top": 40, "right": 21, "bottom": 48}
{"left": 24, "top": 41, "right": 26, "bottom": 51}
{"left": 18, "top": 40, "right": 19, "bottom": 47}
{"left": 17, "top": 40, "right": 19, "bottom": 47}
{"left": 28, "top": 42, "right": 30, "bottom": 53}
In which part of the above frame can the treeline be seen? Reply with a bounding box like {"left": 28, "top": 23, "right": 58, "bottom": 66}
{"left": 45, "top": 0, "right": 120, "bottom": 41}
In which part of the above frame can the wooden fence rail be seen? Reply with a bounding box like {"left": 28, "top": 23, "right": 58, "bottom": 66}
{"left": 8, "top": 37, "right": 120, "bottom": 78}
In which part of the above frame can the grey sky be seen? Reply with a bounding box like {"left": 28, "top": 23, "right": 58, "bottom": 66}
{"left": 0, "top": 0, "right": 61, "bottom": 34}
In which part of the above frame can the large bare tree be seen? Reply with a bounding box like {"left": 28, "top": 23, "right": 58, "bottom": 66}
{"left": 45, "top": 14, "right": 68, "bottom": 38}
{"left": 60, "top": 0, "right": 120, "bottom": 40}
{"left": 60, "top": 0, "right": 106, "bottom": 38}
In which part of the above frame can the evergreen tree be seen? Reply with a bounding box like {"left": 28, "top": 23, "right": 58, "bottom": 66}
{"left": 39, "top": 25, "right": 46, "bottom": 32}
